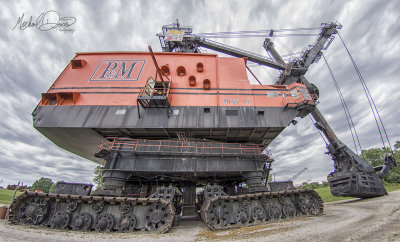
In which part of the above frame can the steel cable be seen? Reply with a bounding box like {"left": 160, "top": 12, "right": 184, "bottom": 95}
{"left": 338, "top": 32, "right": 393, "bottom": 152}
{"left": 322, "top": 54, "right": 362, "bottom": 154}
{"left": 195, "top": 27, "right": 321, "bottom": 36}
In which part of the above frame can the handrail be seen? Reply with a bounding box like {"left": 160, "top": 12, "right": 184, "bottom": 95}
{"left": 97, "top": 137, "right": 265, "bottom": 156}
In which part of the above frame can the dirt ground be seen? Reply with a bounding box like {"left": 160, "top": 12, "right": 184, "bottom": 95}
{"left": 1, "top": 191, "right": 399, "bottom": 242}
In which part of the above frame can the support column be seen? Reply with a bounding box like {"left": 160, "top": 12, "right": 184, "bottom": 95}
{"left": 182, "top": 185, "right": 196, "bottom": 216}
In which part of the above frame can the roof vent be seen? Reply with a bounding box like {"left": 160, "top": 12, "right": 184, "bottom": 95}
{"left": 203, "top": 79, "right": 211, "bottom": 90}
{"left": 188, "top": 76, "right": 196, "bottom": 86}
{"left": 161, "top": 65, "right": 170, "bottom": 76}
{"left": 177, "top": 66, "right": 186, "bottom": 76}
{"left": 197, "top": 62, "right": 204, "bottom": 72}
{"left": 71, "top": 59, "right": 87, "bottom": 69}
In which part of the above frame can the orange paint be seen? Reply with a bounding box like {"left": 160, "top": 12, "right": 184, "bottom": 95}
{"left": 41, "top": 51, "right": 314, "bottom": 107}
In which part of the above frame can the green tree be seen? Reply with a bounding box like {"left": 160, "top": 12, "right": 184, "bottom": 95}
{"left": 361, "top": 141, "right": 400, "bottom": 183}
{"left": 395, "top": 141, "right": 400, "bottom": 150}
{"left": 31, "top": 177, "right": 54, "bottom": 193}
{"left": 385, "top": 172, "right": 400, "bottom": 183}
{"left": 299, "top": 182, "right": 322, "bottom": 189}
{"left": 49, "top": 183, "right": 57, "bottom": 193}
{"left": 360, "top": 148, "right": 386, "bottom": 167}
{"left": 93, "top": 165, "right": 104, "bottom": 189}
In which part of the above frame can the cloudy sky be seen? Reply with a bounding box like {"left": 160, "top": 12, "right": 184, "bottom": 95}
{"left": 0, "top": 0, "right": 399, "bottom": 188}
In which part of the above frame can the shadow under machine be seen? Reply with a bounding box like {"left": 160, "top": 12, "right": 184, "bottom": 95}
{"left": 9, "top": 22, "right": 396, "bottom": 233}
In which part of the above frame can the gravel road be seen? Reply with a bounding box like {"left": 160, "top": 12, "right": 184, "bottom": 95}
{"left": 1, "top": 191, "right": 399, "bottom": 242}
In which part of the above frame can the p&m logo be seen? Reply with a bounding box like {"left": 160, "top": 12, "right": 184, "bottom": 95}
{"left": 90, "top": 60, "right": 145, "bottom": 81}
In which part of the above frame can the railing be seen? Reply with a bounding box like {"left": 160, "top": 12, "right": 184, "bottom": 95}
{"left": 97, "top": 137, "right": 265, "bottom": 157}
{"left": 137, "top": 77, "right": 172, "bottom": 110}
{"left": 138, "top": 85, "right": 170, "bottom": 98}
{"left": 284, "top": 99, "right": 311, "bottom": 110}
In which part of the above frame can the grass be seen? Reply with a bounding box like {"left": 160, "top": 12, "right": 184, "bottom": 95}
{"left": 314, "top": 186, "right": 353, "bottom": 203}
{"left": 383, "top": 182, "right": 400, "bottom": 192}
{"left": 314, "top": 183, "right": 400, "bottom": 203}
{"left": 0, "top": 189, "right": 22, "bottom": 205}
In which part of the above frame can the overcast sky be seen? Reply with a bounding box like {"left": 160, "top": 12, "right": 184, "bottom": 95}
{"left": 0, "top": 0, "right": 399, "bottom": 187}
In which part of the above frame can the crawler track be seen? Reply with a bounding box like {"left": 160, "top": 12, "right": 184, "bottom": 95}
{"left": 8, "top": 191, "right": 175, "bottom": 233}
{"left": 200, "top": 189, "right": 323, "bottom": 230}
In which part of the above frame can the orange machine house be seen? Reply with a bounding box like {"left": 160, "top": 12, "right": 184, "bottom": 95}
{"left": 35, "top": 51, "right": 314, "bottom": 165}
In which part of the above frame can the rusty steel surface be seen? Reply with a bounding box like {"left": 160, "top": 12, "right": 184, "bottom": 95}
{"left": 8, "top": 191, "right": 175, "bottom": 233}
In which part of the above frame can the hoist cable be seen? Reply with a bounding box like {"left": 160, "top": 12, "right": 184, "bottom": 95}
{"left": 322, "top": 54, "right": 362, "bottom": 154}
{"left": 338, "top": 32, "right": 393, "bottom": 152}
{"left": 246, "top": 63, "right": 276, "bottom": 81}
{"left": 193, "top": 34, "right": 319, "bottom": 38}
{"left": 275, "top": 37, "right": 296, "bottom": 58}
{"left": 194, "top": 27, "right": 321, "bottom": 36}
